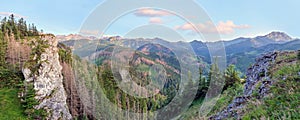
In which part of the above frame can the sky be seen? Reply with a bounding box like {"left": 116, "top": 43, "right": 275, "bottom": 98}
{"left": 0, "top": 0, "right": 299, "bottom": 41}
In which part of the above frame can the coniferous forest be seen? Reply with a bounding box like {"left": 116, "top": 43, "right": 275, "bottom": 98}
{"left": 0, "top": 5, "right": 299, "bottom": 119}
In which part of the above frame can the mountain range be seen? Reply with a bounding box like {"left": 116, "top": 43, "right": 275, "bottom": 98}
{"left": 59, "top": 31, "right": 299, "bottom": 73}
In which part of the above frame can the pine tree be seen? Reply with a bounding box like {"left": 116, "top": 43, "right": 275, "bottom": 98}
{"left": 223, "top": 64, "right": 240, "bottom": 90}
{"left": 207, "top": 60, "right": 223, "bottom": 95}
{"left": 8, "top": 14, "right": 19, "bottom": 37}
{"left": 195, "top": 67, "right": 208, "bottom": 99}
{"left": 31, "top": 23, "right": 38, "bottom": 35}
{"left": 18, "top": 18, "right": 27, "bottom": 38}
{"left": 0, "top": 30, "right": 6, "bottom": 66}
{"left": 1, "top": 17, "right": 8, "bottom": 33}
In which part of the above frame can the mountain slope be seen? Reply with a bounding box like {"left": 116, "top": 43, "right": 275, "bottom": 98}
{"left": 209, "top": 51, "right": 300, "bottom": 119}
{"left": 59, "top": 31, "right": 300, "bottom": 75}
{"left": 227, "top": 39, "right": 300, "bottom": 72}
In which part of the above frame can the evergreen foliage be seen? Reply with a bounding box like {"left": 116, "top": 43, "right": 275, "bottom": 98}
{"left": 58, "top": 43, "right": 72, "bottom": 64}
{"left": 0, "top": 14, "right": 40, "bottom": 40}
{"left": 24, "top": 37, "right": 49, "bottom": 76}
{"left": 224, "top": 64, "right": 241, "bottom": 91}
{"left": 0, "top": 25, "right": 7, "bottom": 66}
{"left": 195, "top": 67, "right": 208, "bottom": 99}
{"left": 0, "top": 14, "right": 47, "bottom": 119}
{"left": 21, "top": 83, "right": 47, "bottom": 119}
{"left": 0, "top": 66, "right": 23, "bottom": 88}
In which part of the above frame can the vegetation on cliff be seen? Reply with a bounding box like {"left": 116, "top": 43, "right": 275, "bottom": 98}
{"left": 0, "top": 14, "right": 48, "bottom": 119}
{"left": 241, "top": 51, "right": 300, "bottom": 119}
{"left": 207, "top": 51, "right": 300, "bottom": 119}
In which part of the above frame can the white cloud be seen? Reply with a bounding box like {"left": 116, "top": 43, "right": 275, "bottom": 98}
{"left": 149, "top": 17, "right": 163, "bottom": 24}
{"left": 175, "top": 20, "right": 250, "bottom": 34}
{"left": 0, "top": 12, "right": 27, "bottom": 18}
{"left": 135, "top": 8, "right": 172, "bottom": 17}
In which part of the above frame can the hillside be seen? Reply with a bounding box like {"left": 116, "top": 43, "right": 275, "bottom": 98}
{"left": 0, "top": 15, "right": 79, "bottom": 119}
{"left": 0, "top": 14, "right": 299, "bottom": 120}
{"left": 60, "top": 32, "right": 299, "bottom": 74}
{"left": 209, "top": 51, "right": 300, "bottom": 119}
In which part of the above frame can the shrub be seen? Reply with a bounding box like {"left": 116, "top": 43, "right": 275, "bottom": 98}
{"left": 58, "top": 48, "right": 72, "bottom": 64}
{"left": 0, "top": 67, "right": 24, "bottom": 88}
{"left": 21, "top": 83, "right": 47, "bottom": 119}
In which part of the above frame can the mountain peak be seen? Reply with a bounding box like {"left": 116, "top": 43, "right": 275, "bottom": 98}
{"left": 264, "top": 31, "right": 292, "bottom": 41}
{"left": 56, "top": 34, "right": 97, "bottom": 41}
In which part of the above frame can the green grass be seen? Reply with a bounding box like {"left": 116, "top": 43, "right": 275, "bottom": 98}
{"left": 180, "top": 98, "right": 204, "bottom": 119}
{"left": 275, "top": 51, "right": 297, "bottom": 63}
{"left": 208, "top": 83, "right": 244, "bottom": 116}
{"left": 179, "top": 83, "right": 244, "bottom": 120}
{"left": 0, "top": 88, "right": 28, "bottom": 120}
{"left": 242, "top": 77, "right": 300, "bottom": 119}
{"left": 242, "top": 53, "right": 300, "bottom": 119}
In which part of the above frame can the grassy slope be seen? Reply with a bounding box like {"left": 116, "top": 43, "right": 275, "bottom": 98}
{"left": 0, "top": 88, "right": 27, "bottom": 120}
{"left": 180, "top": 83, "right": 244, "bottom": 120}
{"left": 241, "top": 52, "right": 300, "bottom": 119}
{"left": 0, "top": 67, "right": 28, "bottom": 119}
{"left": 183, "top": 51, "right": 300, "bottom": 119}
{"left": 211, "top": 51, "right": 300, "bottom": 119}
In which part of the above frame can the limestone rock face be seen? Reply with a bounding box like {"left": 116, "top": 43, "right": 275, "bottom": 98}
{"left": 23, "top": 35, "right": 72, "bottom": 120}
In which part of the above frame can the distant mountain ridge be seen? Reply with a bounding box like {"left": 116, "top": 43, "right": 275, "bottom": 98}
{"left": 56, "top": 34, "right": 97, "bottom": 41}
{"left": 223, "top": 31, "right": 293, "bottom": 48}
{"left": 60, "top": 31, "right": 299, "bottom": 73}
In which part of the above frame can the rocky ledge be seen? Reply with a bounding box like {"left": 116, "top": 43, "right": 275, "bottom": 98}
{"left": 209, "top": 51, "right": 278, "bottom": 120}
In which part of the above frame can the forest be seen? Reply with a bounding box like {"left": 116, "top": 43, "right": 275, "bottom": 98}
{"left": 0, "top": 15, "right": 299, "bottom": 119}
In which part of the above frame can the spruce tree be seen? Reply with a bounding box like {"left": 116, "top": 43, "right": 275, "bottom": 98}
{"left": 0, "top": 30, "right": 6, "bottom": 66}
{"left": 223, "top": 64, "right": 240, "bottom": 91}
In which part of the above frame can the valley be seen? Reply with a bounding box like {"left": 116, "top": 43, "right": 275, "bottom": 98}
{"left": 0, "top": 15, "right": 299, "bottom": 120}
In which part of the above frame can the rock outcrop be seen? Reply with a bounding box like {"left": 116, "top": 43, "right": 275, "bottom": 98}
{"left": 23, "top": 35, "right": 72, "bottom": 120}
{"left": 243, "top": 52, "right": 277, "bottom": 96}
{"left": 210, "top": 51, "right": 279, "bottom": 119}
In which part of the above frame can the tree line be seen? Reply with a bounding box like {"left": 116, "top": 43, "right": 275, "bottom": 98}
{"left": 196, "top": 63, "right": 242, "bottom": 100}
{"left": 0, "top": 14, "right": 40, "bottom": 39}
{"left": 0, "top": 14, "right": 42, "bottom": 66}
{"left": 96, "top": 59, "right": 242, "bottom": 119}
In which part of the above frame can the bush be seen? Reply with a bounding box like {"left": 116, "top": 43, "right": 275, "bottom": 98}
{"left": 58, "top": 48, "right": 72, "bottom": 64}
{"left": 0, "top": 67, "right": 24, "bottom": 88}
{"left": 21, "top": 83, "right": 47, "bottom": 119}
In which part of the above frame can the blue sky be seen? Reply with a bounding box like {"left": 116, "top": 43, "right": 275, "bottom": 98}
{"left": 0, "top": 0, "right": 299, "bottom": 41}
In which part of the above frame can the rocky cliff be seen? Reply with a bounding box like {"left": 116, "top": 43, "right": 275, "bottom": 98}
{"left": 210, "top": 50, "right": 300, "bottom": 119}
{"left": 22, "top": 35, "right": 72, "bottom": 120}
{"left": 210, "top": 51, "right": 279, "bottom": 119}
